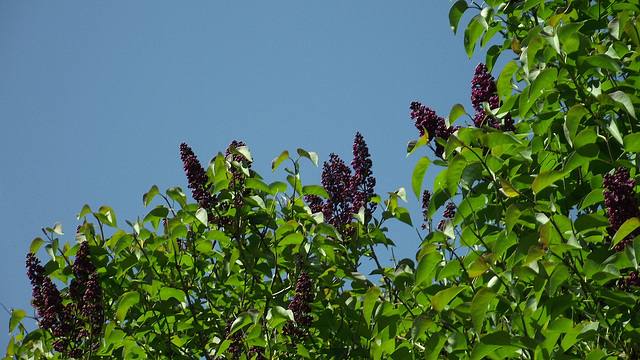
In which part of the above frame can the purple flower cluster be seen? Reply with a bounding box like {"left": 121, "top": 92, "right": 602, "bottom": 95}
{"left": 421, "top": 190, "right": 432, "bottom": 230}
{"left": 351, "top": 132, "right": 377, "bottom": 218}
{"left": 471, "top": 63, "right": 515, "bottom": 131}
{"left": 437, "top": 202, "right": 456, "bottom": 231}
{"left": 283, "top": 271, "right": 314, "bottom": 341}
{"left": 306, "top": 133, "right": 377, "bottom": 240}
{"left": 26, "top": 241, "right": 103, "bottom": 358}
{"left": 410, "top": 102, "right": 459, "bottom": 158}
{"left": 604, "top": 167, "right": 639, "bottom": 244}
{"left": 180, "top": 143, "right": 215, "bottom": 209}
{"left": 603, "top": 167, "right": 640, "bottom": 290}
{"left": 223, "top": 318, "right": 244, "bottom": 358}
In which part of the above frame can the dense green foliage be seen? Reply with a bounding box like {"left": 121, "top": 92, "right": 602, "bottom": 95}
{"left": 6, "top": 0, "right": 640, "bottom": 359}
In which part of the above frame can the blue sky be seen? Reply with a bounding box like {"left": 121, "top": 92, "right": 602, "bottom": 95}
{"left": 0, "top": 1, "right": 493, "bottom": 344}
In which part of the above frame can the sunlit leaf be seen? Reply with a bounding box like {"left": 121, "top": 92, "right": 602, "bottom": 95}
{"left": 143, "top": 185, "right": 160, "bottom": 207}
{"left": 432, "top": 286, "right": 465, "bottom": 312}
{"left": 611, "top": 217, "right": 640, "bottom": 250}
{"left": 449, "top": 0, "right": 468, "bottom": 35}
{"left": 412, "top": 156, "right": 432, "bottom": 199}
{"left": 532, "top": 170, "right": 565, "bottom": 194}
{"left": 470, "top": 288, "right": 495, "bottom": 332}
{"left": 272, "top": 150, "right": 290, "bottom": 172}
{"left": 364, "top": 286, "right": 381, "bottom": 327}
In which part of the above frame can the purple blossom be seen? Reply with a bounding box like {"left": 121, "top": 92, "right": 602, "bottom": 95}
{"left": 603, "top": 167, "right": 640, "bottom": 290}
{"left": 410, "top": 102, "right": 459, "bottom": 158}
{"left": 305, "top": 134, "right": 378, "bottom": 240}
{"left": 471, "top": 63, "right": 515, "bottom": 131}
{"left": 283, "top": 271, "right": 314, "bottom": 341}
{"left": 421, "top": 190, "right": 432, "bottom": 230}
{"left": 180, "top": 142, "right": 215, "bottom": 209}
{"left": 26, "top": 242, "right": 103, "bottom": 358}
{"left": 224, "top": 318, "right": 244, "bottom": 358}
{"left": 350, "top": 132, "right": 377, "bottom": 220}
{"left": 437, "top": 202, "right": 456, "bottom": 230}
{"left": 604, "top": 167, "right": 640, "bottom": 251}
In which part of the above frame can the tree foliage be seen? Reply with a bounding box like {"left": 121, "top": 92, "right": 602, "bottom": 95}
{"left": 6, "top": 1, "right": 640, "bottom": 359}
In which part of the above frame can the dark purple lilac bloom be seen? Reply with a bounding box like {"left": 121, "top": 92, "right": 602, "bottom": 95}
{"left": 437, "top": 201, "right": 456, "bottom": 231}
{"left": 604, "top": 167, "right": 640, "bottom": 251}
{"left": 180, "top": 142, "right": 215, "bottom": 209}
{"left": 471, "top": 63, "right": 515, "bottom": 131}
{"left": 27, "top": 242, "right": 103, "bottom": 358}
{"left": 421, "top": 190, "right": 432, "bottom": 230}
{"left": 410, "top": 102, "right": 459, "bottom": 158}
{"left": 603, "top": 167, "right": 640, "bottom": 290}
{"left": 350, "top": 132, "right": 377, "bottom": 220}
{"left": 283, "top": 271, "right": 314, "bottom": 341}
{"left": 305, "top": 133, "right": 378, "bottom": 240}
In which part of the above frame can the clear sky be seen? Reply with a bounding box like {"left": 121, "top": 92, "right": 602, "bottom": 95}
{"left": 0, "top": 1, "right": 493, "bottom": 344}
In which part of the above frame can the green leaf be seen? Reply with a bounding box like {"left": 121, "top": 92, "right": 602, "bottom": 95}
{"left": 407, "top": 135, "right": 430, "bottom": 156}
{"left": 449, "top": 0, "right": 468, "bottom": 35}
{"left": 194, "top": 208, "right": 207, "bottom": 225}
{"left": 230, "top": 312, "right": 253, "bottom": 335}
{"left": 364, "top": 286, "right": 381, "bottom": 327}
{"left": 497, "top": 61, "right": 518, "bottom": 98}
{"left": 532, "top": 170, "right": 565, "bottom": 194}
{"left": 611, "top": 217, "right": 640, "bottom": 249}
{"left": 166, "top": 187, "right": 187, "bottom": 208}
{"left": 470, "top": 288, "right": 496, "bottom": 332}
{"left": 30, "top": 237, "right": 45, "bottom": 254}
{"left": 416, "top": 251, "right": 443, "bottom": 286}
{"left": 297, "top": 148, "right": 319, "bottom": 167}
{"left": 623, "top": 132, "right": 640, "bottom": 153}
{"left": 269, "top": 181, "right": 288, "bottom": 194}
{"left": 464, "top": 16, "right": 486, "bottom": 58}
{"left": 143, "top": 206, "right": 169, "bottom": 230}
{"left": 610, "top": 90, "right": 637, "bottom": 119}
{"left": 271, "top": 150, "right": 290, "bottom": 172}
{"left": 76, "top": 204, "right": 93, "bottom": 220}
{"left": 49, "top": 222, "right": 63, "bottom": 235}
{"left": 143, "top": 185, "right": 160, "bottom": 207}
{"left": 116, "top": 291, "right": 140, "bottom": 322}
{"left": 412, "top": 156, "right": 432, "bottom": 199}
{"left": 302, "top": 185, "right": 329, "bottom": 199}
{"left": 548, "top": 264, "right": 570, "bottom": 295}
{"left": 411, "top": 315, "right": 434, "bottom": 341}
{"left": 279, "top": 233, "right": 305, "bottom": 247}
{"left": 448, "top": 103, "right": 466, "bottom": 124}
{"left": 585, "top": 54, "right": 622, "bottom": 73}
{"left": 95, "top": 206, "right": 117, "bottom": 227}
{"left": 446, "top": 154, "right": 467, "bottom": 196}
{"left": 528, "top": 68, "right": 558, "bottom": 103}
{"left": 9, "top": 309, "right": 26, "bottom": 333}
{"left": 564, "top": 104, "right": 587, "bottom": 144}
{"left": 432, "top": 286, "right": 465, "bottom": 312}
{"left": 523, "top": 0, "right": 544, "bottom": 11}
{"left": 159, "top": 287, "right": 186, "bottom": 302}
{"left": 468, "top": 257, "right": 489, "bottom": 278}
{"left": 501, "top": 179, "right": 520, "bottom": 198}
{"left": 525, "top": 245, "right": 547, "bottom": 265}
{"left": 245, "top": 177, "right": 272, "bottom": 193}
{"left": 267, "top": 306, "right": 294, "bottom": 329}
{"left": 424, "top": 332, "right": 447, "bottom": 360}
